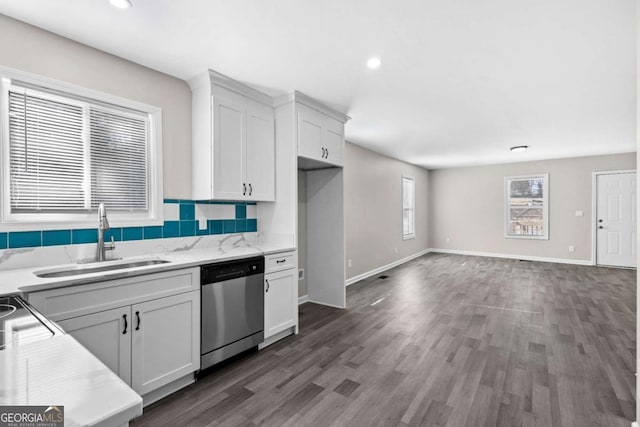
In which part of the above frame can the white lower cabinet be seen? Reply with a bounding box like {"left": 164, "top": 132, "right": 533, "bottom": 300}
{"left": 264, "top": 268, "right": 297, "bottom": 338}
{"left": 131, "top": 292, "right": 200, "bottom": 395}
{"left": 58, "top": 306, "right": 132, "bottom": 385}
{"left": 263, "top": 251, "right": 298, "bottom": 344}
{"left": 58, "top": 291, "right": 199, "bottom": 396}
{"left": 28, "top": 267, "right": 200, "bottom": 401}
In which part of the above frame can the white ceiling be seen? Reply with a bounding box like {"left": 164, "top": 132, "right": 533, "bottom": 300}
{"left": 0, "top": 0, "right": 636, "bottom": 169}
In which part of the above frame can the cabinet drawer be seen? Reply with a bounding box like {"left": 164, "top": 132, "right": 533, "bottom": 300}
{"left": 27, "top": 267, "right": 200, "bottom": 321}
{"left": 265, "top": 252, "right": 296, "bottom": 274}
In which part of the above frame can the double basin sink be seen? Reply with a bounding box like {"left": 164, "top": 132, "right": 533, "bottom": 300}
{"left": 34, "top": 259, "right": 171, "bottom": 278}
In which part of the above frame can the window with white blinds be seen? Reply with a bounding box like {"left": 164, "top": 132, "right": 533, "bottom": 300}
{"left": 402, "top": 176, "right": 415, "bottom": 240}
{"left": 0, "top": 73, "right": 162, "bottom": 228}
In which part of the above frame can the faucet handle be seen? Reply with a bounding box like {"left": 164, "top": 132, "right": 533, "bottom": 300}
{"left": 105, "top": 235, "right": 116, "bottom": 251}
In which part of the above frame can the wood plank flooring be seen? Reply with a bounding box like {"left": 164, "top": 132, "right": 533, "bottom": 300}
{"left": 132, "top": 253, "right": 636, "bottom": 426}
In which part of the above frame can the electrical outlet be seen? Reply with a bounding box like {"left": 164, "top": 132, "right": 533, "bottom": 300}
{"left": 394, "top": 247, "right": 398, "bottom": 254}
{"left": 198, "top": 217, "right": 207, "bottom": 230}
{"left": 347, "top": 259, "right": 352, "bottom": 268}
{"left": 568, "top": 245, "right": 575, "bottom": 253}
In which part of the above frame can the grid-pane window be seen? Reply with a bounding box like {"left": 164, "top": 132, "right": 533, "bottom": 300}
{"left": 4, "top": 82, "right": 152, "bottom": 222}
{"left": 505, "top": 174, "right": 549, "bottom": 239}
{"left": 402, "top": 176, "right": 415, "bottom": 239}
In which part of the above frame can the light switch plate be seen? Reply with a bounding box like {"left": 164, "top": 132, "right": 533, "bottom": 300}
{"left": 575, "top": 210, "right": 584, "bottom": 217}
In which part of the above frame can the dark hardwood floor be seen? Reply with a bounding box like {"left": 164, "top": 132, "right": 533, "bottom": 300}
{"left": 132, "top": 253, "right": 636, "bottom": 426}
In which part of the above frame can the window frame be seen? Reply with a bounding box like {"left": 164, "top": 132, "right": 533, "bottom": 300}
{"left": 504, "top": 173, "right": 549, "bottom": 240}
{"left": 402, "top": 175, "right": 415, "bottom": 240}
{"left": 0, "top": 66, "right": 163, "bottom": 231}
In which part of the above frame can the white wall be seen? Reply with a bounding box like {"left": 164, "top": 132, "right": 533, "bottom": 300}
{"left": 344, "top": 142, "right": 429, "bottom": 281}
{"left": 429, "top": 153, "right": 636, "bottom": 262}
{"left": 0, "top": 14, "right": 192, "bottom": 199}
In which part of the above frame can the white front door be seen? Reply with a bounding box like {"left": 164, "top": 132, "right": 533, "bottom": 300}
{"left": 596, "top": 172, "right": 637, "bottom": 267}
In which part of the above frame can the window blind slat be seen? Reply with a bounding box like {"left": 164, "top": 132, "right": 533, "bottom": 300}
{"left": 89, "top": 108, "right": 149, "bottom": 210}
{"left": 7, "top": 85, "right": 151, "bottom": 214}
{"left": 9, "top": 89, "right": 86, "bottom": 212}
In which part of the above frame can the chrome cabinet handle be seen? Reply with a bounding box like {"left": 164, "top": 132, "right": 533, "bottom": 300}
{"left": 266, "top": 279, "right": 270, "bottom": 293}
{"left": 243, "top": 183, "right": 246, "bottom": 196}
{"left": 249, "top": 183, "right": 252, "bottom": 196}
{"left": 276, "top": 259, "right": 286, "bottom": 264}
{"left": 123, "top": 314, "right": 128, "bottom": 335}
{"left": 321, "top": 147, "right": 326, "bottom": 158}
{"left": 326, "top": 148, "right": 329, "bottom": 158}
{"left": 135, "top": 311, "right": 141, "bottom": 331}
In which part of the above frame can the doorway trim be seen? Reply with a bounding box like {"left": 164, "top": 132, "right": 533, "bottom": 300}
{"left": 591, "top": 169, "right": 637, "bottom": 266}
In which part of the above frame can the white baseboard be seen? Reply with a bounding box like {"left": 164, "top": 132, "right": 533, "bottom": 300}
{"left": 345, "top": 248, "right": 431, "bottom": 287}
{"left": 429, "top": 248, "right": 593, "bottom": 266}
{"left": 298, "top": 295, "right": 309, "bottom": 305}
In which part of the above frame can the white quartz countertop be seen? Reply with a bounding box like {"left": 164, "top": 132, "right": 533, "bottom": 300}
{"left": 0, "top": 242, "right": 295, "bottom": 296}
{"left": 0, "top": 334, "right": 142, "bottom": 427}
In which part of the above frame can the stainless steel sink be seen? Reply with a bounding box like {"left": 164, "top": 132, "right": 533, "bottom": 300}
{"left": 34, "top": 259, "right": 171, "bottom": 278}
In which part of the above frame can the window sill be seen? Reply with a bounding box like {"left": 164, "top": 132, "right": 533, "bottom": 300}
{"left": 403, "top": 234, "right": 415, "bottom": 241}
{"left": 504, "top": 234, "right": 549, "bottom": 240}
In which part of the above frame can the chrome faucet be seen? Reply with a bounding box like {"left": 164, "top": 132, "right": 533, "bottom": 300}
{"left": 96, "top": 203, "right": 116, "bottom": 262}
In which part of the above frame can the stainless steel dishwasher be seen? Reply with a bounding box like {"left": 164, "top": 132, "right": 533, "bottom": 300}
{"left": 200, "top": 256, "right": 264, "bottom": 370}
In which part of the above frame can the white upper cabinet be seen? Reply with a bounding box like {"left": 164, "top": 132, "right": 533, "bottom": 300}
{"left": 190, "top": 70, "right": 275, "bottom": 201}
{"left": 278, "top": 92, "right": 349, "bottom": 169}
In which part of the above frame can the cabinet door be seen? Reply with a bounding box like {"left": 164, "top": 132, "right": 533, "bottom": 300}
{"left": 58, "top": 307, "right": 132, "bottom": 386}
{"left": 297, "top": 106, "right": 325, "bottom": 162}
{"left": 213, "top": 88, "right": 246, "bottom": 200}
{"left": 131, "top": 291, "right": 200, "bottom": 396}
{"left": 264, "top": 269, "right": 297, "bottom": 339}
{"left": 323, "top": 117, "right": 344, "bottom": 166}
{"left": 245, "top": 100, "right": 275, "bottom": 201}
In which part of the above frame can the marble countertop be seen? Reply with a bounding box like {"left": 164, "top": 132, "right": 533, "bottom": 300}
{"left": 0, "top": 242, "right": 295, "bottom": 296}
{"left": 0, "top": 334, "right": 142, "bottom": 427}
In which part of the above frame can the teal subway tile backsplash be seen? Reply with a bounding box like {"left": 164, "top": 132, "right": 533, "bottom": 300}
{"left": 223, "top": 220, "right": 236, "bottom": 234}
{"left": 9, "top": 231, "right": 41, "bottom": 248}
{"left": 209, "top": 220, "right": 223, "bottom": 235}
{"left": 0, "top": 199, "right": 258, "bottom": 251}
{"left": 163, "top": 221, "right": 180, "bottom": 238}
{"left": 235, "top": 204, "right": 246, "bottom": 219}
{"left": 72, "top": 229, "right": 97, "bottom": 244}
{"left": 123, "top": 227, "right": 143, "bottom": 241}
{"left": 179, "top": 203, "right": 195, "bottom": 221}
{"left": 43, "top": 230, "right": 71, "bottom": 246}
{"left": 144, "top": 226, "right": 163, "bottom": 239}
{"left": 180, "top": 220, "right": 196, "bottom": 237}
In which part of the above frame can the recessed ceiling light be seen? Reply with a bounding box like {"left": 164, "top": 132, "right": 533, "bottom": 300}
{"left": 367, "top": 57, "right": 381, "bottom": 69}
{"left": 109, "top": 0, "right": 132, "bottom": 9}
{"left": 510, "top": 145, "right": 528, "bottom": 152}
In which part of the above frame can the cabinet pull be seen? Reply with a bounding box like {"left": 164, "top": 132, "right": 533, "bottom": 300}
{"left": 266, "top": 279, "right": 270, "bottom": 293}
{"left": 249, "top": 183, "right": 253, "bottom": 196}
{"left": 123, "top": 314, "right": 128, "bottom": 335}
{"left": 136, "top": 311, "right": 141, "bottom": 331}
{"left": 243, "top": 183, "right": 246, "bottom": 196}
{"left": 321, "top": 147, "right": 326, "bottom": 158}
{"left": 276, "top": 259, "right": 286, "bottom": 264}
{"left": 326, "top": 148, "right": 329, "bottom": 158}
